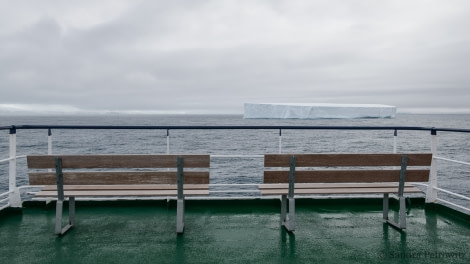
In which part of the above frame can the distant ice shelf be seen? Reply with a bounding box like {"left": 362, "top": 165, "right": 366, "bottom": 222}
{"left": 243, "top": 103, "right": 396, "bottom": 119}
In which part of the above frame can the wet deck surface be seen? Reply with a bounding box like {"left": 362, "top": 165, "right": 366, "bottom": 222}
{"left": 1, "top": 199, "right": 469, "bottom": 263}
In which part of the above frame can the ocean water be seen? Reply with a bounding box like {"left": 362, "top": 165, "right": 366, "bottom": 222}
{"left": 1, "top": 114, "right": 469, "bottom": 207}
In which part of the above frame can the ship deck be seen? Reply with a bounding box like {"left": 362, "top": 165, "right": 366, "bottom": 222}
{"left": 1, "top": 198, "right": 469, "bottom": 264}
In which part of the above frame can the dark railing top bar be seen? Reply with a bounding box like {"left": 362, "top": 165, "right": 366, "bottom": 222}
{"left": 2, "top": 125, "right": 470, "bottom": 134}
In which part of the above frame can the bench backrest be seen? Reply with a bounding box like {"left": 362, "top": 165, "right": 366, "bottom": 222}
{"left": 264, "top": 153, "right": 432, "bottom": 183}
{"left": 27, "top": 154, "right": 210, "bottom": 185}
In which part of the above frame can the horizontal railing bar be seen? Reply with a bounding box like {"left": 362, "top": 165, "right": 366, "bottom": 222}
{"left": 436, "top": 198, "right": 470, "bottom": 213}
{"left": 0, "top": 155, "right": 26, "bottom": 163}
{"left": 435, "top": 156, "right": 470, "bottom": 166}
{"left": 2, "top": 124, "right": 469, "bottom": 133}
{"left": 0, "top": 197, "right": 9, "bottom": 203}
{"left": 5, "top": 125, "right": 434, "bottom": 130}
{"left": 211, "top": 155, "right": 264, "bottom": 158}
{"left": 0, "top": 124, "right": 441, "bottom": 132}
{"left": 433, "top": 127, "right": 470, "bottom": 133}
{"left": 0, "top": 157, "right": 14, "bottom": 163}
{"left": 0, "top": 203, "right": 11, "bottom": 211}
{"left": 0, "top": 190, "right": 13, "bottom": 197}
{"left": 2, "top": 125, "right": 468, "bottom": 139}
{"left": 210, "top": 190, "right": 260, "bottom": 193}
{"left": 433, "top": 186, "right": 470, "bottom": 201}
{"left": 210, "top": 184, "right": 259, "bottom": 187}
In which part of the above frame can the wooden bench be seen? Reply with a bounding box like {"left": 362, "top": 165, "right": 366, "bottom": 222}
{"left": 27, "top": 154, "right": 210, "bottom": 235}
{"left": 259, "top": 153, "right": 433, "bottom": 232}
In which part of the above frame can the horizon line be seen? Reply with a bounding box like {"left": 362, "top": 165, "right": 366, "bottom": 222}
{"left": 1, "top": 104, "right": 470, "bottom": 116}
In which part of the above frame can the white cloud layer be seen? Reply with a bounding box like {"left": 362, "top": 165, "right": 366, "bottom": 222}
{"left": 1, "top": 0, "right": 470, "bottom": 114}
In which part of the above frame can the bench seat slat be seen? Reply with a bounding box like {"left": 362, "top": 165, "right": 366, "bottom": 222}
{"left": 259, "top": 186, "right": 422, "bottom": 195}
{"left": 41, "top": 184, "right": 209, "bottom": 191}
{"left": 34, "top": 189, "right": 209, "bottom": 197}
{"left": 258, "top": 183, "right": 416, "bottom": 189}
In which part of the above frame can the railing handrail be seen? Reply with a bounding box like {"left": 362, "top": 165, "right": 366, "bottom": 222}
{"left": 0, "top": 124, "right": 447, "bottom": 131}
{"left": 1, "top": 124, "right": 469, "bottom": 134}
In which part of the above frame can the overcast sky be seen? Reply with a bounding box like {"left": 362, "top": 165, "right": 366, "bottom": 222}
{"left": 1, "top": 0, "right": 470, "bottom": 115}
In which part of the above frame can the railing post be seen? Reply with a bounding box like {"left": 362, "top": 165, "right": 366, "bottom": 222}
{"left": 9, "top": 126, "right": 21, "bottom": 208}
{"left": 48, "top": 129, "right": 53, "bottom": 173}
{"left": 48, "top": 128, "right": 52, "bottom": 155}
{"left": 279, "top": 129, "right": 282, "bottom": 154}
{"left": 166, "top": 129, "right": 170, "bottom": 154}
{"left": 426, "top": 128, "right": 438, "bottom": 203}
{"left": 393, "top": 129, "right": 397, "bottom": 153}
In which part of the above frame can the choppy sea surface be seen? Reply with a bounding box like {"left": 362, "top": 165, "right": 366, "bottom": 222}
{"left": 1, "top": 114, "right": 469, "bottom": 208}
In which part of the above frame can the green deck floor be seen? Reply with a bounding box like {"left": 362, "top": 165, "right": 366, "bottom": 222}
{"left": 1, "top": 198, "right": 469, "bottom": 264}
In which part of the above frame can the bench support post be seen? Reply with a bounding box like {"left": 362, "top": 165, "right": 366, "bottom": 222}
{"left": 383, "top": 155, "right": 408, "bottom": 230}
{"left": 176, "top": 156, "right": 184, "bottom": 234}
{"left": 383, "top": 193, "right": 389, "bottom": 220}
{"left": 281, "top": 156, "right": 296, "bottom": 232}
{"left": 54, "top": 157, "right": 75, "bottom": 236}
{"left": 426, "top": 130, "right": 438, "bottom": 203}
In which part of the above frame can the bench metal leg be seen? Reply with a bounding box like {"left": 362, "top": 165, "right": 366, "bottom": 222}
{"left": 383, "top": 194, "right": 407, "bottom": 230}
{"left": 176, "top": 156, "right": 185, "bottom": 234}
{"left": 54, "top": 157, "right": 74, "bottom": 236}
{"left": 287, "top": 197, "right": 295, "bottom": 232}
{"left": 55, "top": 197, "right": 75, "bottom": 236}
{"left": 176, "top": 198, "right": 184, "bottom": 234}
{"left": 55, "top": 200, "right": 63, "bottom": 235}
{"left": 281, "top": 195, "right": 295, "bottom": 232}
{"left": 383, "top": 193, "right": 389, "bottom": 221}
{"left": 281, "top": 195, "right": 287, "bottom": 225}
{"left": 69, "top": 197, "right": 75, "bottom": 226}
{"left": 281, "top": 155, "right": 296, "bottom": 232}
{"left": 399, "top": 196, "right": 406, "bottom": 229}
{"left": 384, "top": 155, "right": 408, "bottom": 231}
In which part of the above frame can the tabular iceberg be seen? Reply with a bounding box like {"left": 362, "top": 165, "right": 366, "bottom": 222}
{"left": 244, "top": 103, "right": 396, "bottom": 119}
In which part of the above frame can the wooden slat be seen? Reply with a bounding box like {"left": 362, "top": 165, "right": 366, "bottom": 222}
{"left": 41, "top": 184, "right": 209, "bottom": 191}
{"left": 264, "top": 153, "right": 432, "bottom": 167}
{"left": 27, "top": 154, "right": 210, "bottom": 169}
{"left": 258, "top": 182, "right": 416, "bottom": 189}
{"left": 34, "top": 189, "right": 209, "bottom": 197}
{"left": 259, "top": 186, "right": 422, "bottom": 195}
{"left": 263, "top": 170, "right": 430, "bottom": 183}
{"left": 29, "top": 171, "right": 210, "bottom": 185}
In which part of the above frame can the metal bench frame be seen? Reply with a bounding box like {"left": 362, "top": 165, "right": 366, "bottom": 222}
{"left": 260, "top": 153, "right": 432, "bottom": 232}
{"left": 28, "top": 154, "right": 210, "bottom": 236}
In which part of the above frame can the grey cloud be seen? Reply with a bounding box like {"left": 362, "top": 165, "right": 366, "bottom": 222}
{"left": 1, "top": 0, "right": 470, "bottom": 114}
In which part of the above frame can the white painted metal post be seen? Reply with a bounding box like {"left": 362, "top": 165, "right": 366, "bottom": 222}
{"left": 426, "top": 129, "right": 438, "bottom": 203}
{"left": 48, "top": 128, "right": 52, "bottom": 155}
{"left": 9, "top": 127, "right": 21, "bottom": 208}
{"left": 166, "top": 129, "right": 170, "bottom": 154}
{"left": 393, "top": 129, "right": 397, "bottom": 153}
{"left": 48, "top": 129, "right": 53, "bottom": 173}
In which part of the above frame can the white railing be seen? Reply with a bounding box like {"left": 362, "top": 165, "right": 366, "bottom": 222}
{"left": 1, "top": 125, "right": 469, "bottom": 214}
